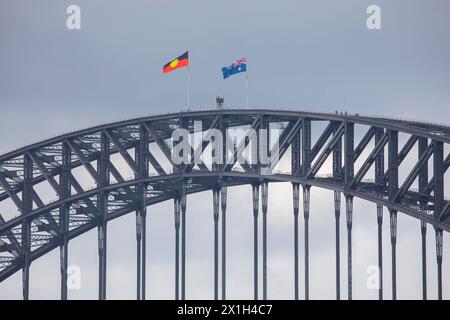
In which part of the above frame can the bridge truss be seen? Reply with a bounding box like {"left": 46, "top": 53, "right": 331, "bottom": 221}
{"left": 0, "top": 109, "right": 449, "bottom": 300}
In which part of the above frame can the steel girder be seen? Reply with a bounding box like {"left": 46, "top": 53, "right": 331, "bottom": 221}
{"left": 0, "top": 108, "right": 449, "bottom": 285}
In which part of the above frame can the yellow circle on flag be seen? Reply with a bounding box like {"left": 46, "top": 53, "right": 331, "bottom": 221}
{"left": 170, "top": 59, "right": 179, "bottom": 68}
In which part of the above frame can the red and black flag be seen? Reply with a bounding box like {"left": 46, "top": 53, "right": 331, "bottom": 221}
{"left": 163, "top": 51, "right": 189, "bottom": 74}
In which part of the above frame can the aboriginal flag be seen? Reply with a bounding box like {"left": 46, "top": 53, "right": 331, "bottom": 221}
{"left": 163, "top": 51, "right": 189, "bottom": 74}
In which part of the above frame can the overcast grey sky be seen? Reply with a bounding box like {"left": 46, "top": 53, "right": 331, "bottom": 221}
{"left": 0, "top": 0, "right": 449, "bottom": 299}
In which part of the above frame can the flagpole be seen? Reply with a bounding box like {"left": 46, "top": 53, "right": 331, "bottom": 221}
{"left": 187, "top": 66, "right": 190, "bottom": 110}
{"left": 245, "top": 73, "right": 249, "bottom": 109}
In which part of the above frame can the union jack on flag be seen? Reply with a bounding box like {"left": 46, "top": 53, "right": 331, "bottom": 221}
{"left": 233, "top": 58, "right": 247, "bottom": 67}
{"left": 222, "top": 57, "right": 247, "bottom": 79}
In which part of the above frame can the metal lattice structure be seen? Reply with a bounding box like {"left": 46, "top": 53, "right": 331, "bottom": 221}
{"left": 0, "top": 108, "right": 449, "bottom": 300}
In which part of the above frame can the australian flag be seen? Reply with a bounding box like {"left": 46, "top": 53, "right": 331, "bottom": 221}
{"left": 221, "top": 58, "right": 247, "bottom": 79}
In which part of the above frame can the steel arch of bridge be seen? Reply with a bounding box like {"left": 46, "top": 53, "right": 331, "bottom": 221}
{"left": 0, "top": 108, "right": 449, "bottom": 300}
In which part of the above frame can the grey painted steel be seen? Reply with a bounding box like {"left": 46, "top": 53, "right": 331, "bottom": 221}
{"left": 141, "top": 206, "right": 147, "bottom": 300}
{"left": 181, "top": 190, "right": 186, "bottom": 300}
{"left": 0, "top": 109, "right": 449, "bottom": 300}
{"left": 344, "top": 123, "right": 354, "bottom": 188}
{"left": 174, "top": 197, "right": 181, "bottom": 300}
{"left": 421, "top": 221, "right": 427, "bottom": 300}
{"left": 221, "top": 186, "right": 227, "bottom": 300}
{"left": 136, "top": 209, "right": 142, "bottom": 300}
{"left": 21, "top": 218, "right": 30, "bottom": 300}
{"left": 252, "top": 184, "right": 259, "bottom": 300}
{"left": 388, "top": 129, "right": 399, "bottom": 301}
{"left": 433, "top": 140, "right": 444, "bottom": 300}
{"left": 135, "top": 144, "right": 142, "bottom": 300}
{"left": 344, "top": 121, "right": 354, "bottom": 301}
{"left": 59, "top": 143, "right": 70, "bottom": 300}
{"left": 418, "top": 137, "right": 428, "bottom": 301}
{"left": 390, "top": 210, "right": 398, "bottom": 300}
{"left": 213, "top": 188, "right": 220, "bottom": 300}
{"left": 22, "top": 154, "right": 32, "bottom": 300}
{"left": 291, "top": 129, "right": 301, "bottom": 295}
{"left": 334, "top": 191, "right": 341, "bottom": 300}
{"left": 262, "top": 182, "right": 268, "bottom": 300}
{"left": 2, "top": 109, "right": 449, "bottom": 165}
{"left": 332, "top": 121, "right": 342, "bottom": 301}
{"left": 302, "top": 118, "right": 311, "bottom": 301}
{"left": 303, "top": 185, "right": 310, "bottom": 300}
{"left": 140, "top": 123, "right": 149, "bottom": 300}
{"left": 292, "top": 183, "right": 300, "bottom": 300}
{"left": 375, "top": 128, "right": 385, "bottom": 301}
{"left": 436, "top": 229, "right": 443, "bottom": 300}
{"left": 97, "top": 132, "right": 109, "bottom": 300}
{"left": 376, "top": 203, "right": 383, "bottom": 300}
{"left": 346, "top": 196, "right": 353, "bottom": 300}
